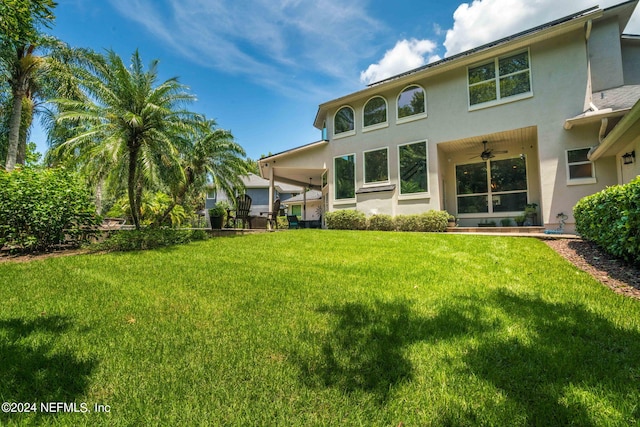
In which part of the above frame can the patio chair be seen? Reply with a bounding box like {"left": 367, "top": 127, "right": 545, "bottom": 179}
{"left": 261, "top": 198, "right": 281, "bottom": 230}
{"left": 233, "top": 194, "right": 253, "bottom": 229}
{"left": 287, "top": 215, "right": 300, "bottom": 229}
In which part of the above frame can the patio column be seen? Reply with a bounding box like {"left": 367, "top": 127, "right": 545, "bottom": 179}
{"left": 267, "top": 166, "right": 278, "bottom": 230}
{"left": 303, "top": 186, "right": 307, "bottom": 220}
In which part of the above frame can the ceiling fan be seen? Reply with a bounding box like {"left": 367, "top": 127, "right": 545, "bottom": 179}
{"left": 471, "top": 140, "right": 508, "bottom": 160}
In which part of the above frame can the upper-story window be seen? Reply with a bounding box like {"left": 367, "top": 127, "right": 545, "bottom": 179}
{"left": 468, "top": 50, "right": 532, "bottom": 108}
{"left": 397, "top": 85, "right": 426, "bottom": 122}
{"left": 334, "top": 106, "right": 355, "bottom": 137}
{"left": 363, "top": 96, "right": 387, "bottom": 129}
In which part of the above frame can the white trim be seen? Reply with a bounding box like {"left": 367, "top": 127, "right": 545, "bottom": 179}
{"left": 363, "top": 147, "right": 390, "bottom": 186}
{"left": 333, "top": 153, "right": 357, "bottom": 202}
{"left": 397, "top": 140, "right": 430, "bottom": 197}
{"left": 363, "top": 123, "right": 389, "bottom": 133}
{"left": 362, "top": 96, "right": 388, "bottom": 130}
{"left": 565, "top": 147, "right": 597, "bottom": 184}
{"left": 396, "top": 85, "right": 427, "bottom": 124}
{"left": 333, "top": 105, "right": 356, "bottom": 139}
{"left": 467, "top": 49, "right": 533, "bottom": 110}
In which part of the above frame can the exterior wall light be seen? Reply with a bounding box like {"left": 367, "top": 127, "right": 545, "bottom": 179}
{"left": 622, "top": 151, "right": 635, "bottom": 165}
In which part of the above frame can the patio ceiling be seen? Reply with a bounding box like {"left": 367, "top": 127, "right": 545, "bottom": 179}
{"left": 437, "top": 126, "right": 538, "bottom": 154}
{"left": 264, "top": 166, "right": 327, "bottom": 190}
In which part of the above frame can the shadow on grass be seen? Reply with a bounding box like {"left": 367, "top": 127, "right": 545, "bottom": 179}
{"left": 293, "top": 299, "right": 491, "bottom": 403}
{"left": 0, "top": 315, "right": 97, "bottom": 423}
{"left": 457, "top": 290, "right": 640, "bottom": 426}
{"left": 295, "top": 293, "right": 640, "bottom": 424}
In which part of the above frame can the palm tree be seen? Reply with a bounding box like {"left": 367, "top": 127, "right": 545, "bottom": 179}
{"left": 0, "top": 35, "right": 83, "bottom": 170}
{"left": 155, "top": 119, "right": 251, "bottom": 226}
{"left": 0, "top": 0, "right": 57, "bottom": 171}
{"left": 53, "top": 50, "right": 201, "bottom": 229}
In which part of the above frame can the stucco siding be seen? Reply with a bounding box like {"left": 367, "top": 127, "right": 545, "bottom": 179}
{"left": 589, "top": 18, "right": 625, "bottom": 92}
{"left": 622, "top": 38, "right": 640, "bottom": 85}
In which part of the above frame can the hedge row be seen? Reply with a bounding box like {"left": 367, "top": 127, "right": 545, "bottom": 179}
{"left": 92, "top": 228, "right": 210, "bottom": 252}
{"left": 325, "top": 210, "right": 449, "bottom": 232}
{"left": 574, "top": 176, "right": 640, "bottom": 265}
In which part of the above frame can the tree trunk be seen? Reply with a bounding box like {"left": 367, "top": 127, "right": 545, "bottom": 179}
{"left": 5, "top": 92, "right": 25, "bottom": 171}
{"left": 128, "top": 146, "right": 141, "bottom": 229}
{"left": 16, "top": 96, "right": 34, "bottom": 166}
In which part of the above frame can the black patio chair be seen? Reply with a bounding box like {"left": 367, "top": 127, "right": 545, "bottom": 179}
{"left": 261, "top": 198, "right": 281, "bottom": 230}
{"left": 233, "top": 194, "right": 252, "bottom": 229}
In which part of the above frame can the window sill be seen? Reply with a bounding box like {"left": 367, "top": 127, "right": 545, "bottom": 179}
{"left": 333, "top": 130, "right": 356, "bottom": 140}
{"left": 356, "top": 184, "right": 396, "bottom": 194}
{"left": 333, "top": 198, "right": 357, "bottom": 205}
{"left": 468, "top": 92, "right": 533, "bottom": 111}
{"left": 396, "top": 113, "right": 428, "bottom": 125}
{"left": 363, "top": 123, "right": 389, "bottom": 133}
{"left": 566, "top": 178, "right": 597, "bottom": 186}
{"left": 398, "top": 192, "right": 430, "bottom": 200}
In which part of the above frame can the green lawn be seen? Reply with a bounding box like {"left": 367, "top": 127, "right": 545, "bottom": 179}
{"left": 1, "top": 231, "right": 639, "bottom": 426}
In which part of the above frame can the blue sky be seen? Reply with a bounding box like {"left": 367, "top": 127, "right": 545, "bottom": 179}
{"left": 33, "top": 0, "right": 640, "bottom": 160}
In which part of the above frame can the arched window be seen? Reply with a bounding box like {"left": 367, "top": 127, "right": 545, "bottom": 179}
{"left": 397, "top": 85, "right": 426, "bottom": 120}
{"left": 334, "top": 106, "right": 355, "bottom": 135}
{"left": 363, "top": 96, "right": 387, "bottom": 128}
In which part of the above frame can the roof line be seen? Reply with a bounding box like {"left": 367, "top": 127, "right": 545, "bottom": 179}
{"left": 368, "top": 5, "right": 600, "bottom": 87}
{"left": 257, "top": 140, "right": 328, "bottom": 162}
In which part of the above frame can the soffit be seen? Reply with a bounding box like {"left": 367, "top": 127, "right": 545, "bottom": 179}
{"left": 438, "top": 126, "right": 538, "bottom": 154}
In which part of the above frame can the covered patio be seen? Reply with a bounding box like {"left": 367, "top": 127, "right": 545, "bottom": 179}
{"left": 258, "top": 141, "right": 328, "bottom": 222}
{"left": 437, "top": 126, "right": 542, "bottom": 227}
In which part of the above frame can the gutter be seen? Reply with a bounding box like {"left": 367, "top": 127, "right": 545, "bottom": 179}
{"left": 589, "top": 98, "right": 640, "bottom": 160}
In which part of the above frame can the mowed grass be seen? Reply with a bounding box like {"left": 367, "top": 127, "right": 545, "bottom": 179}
{"left": 1, "top": 231, "right": 639, "bottom": 426}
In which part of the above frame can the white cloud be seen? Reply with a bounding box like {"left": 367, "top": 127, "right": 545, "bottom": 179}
{"left": 360, "top": 39, "right": 439, "bottom": 85}
{"left": 107, "top": 0, "right": 384, "bottom": 96}
{"left": 444, "top": 0, "right": 640, "bottom": 57}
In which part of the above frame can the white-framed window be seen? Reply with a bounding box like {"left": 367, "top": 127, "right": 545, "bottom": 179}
{"left": 363, "top": 96, "right": 388, "bottom": 131}
{"left": 468, "top": 50, "right": 532, "bottom": 109}
{"left": 566, "top": 148, "right": 596, "bottom": 184}
{"left": 334, "top": 154, "right": 356, "bottom": 201}
{"left": 456, "top": 156, "right": 529, "bottom": 215}
{"left": 398, "top": 141, "right": 428, "bottom": 196}
{"left": 363, "top": 147, "right": 389, "bottom": 185}
{"left": 334, "top": 106, "right": 355, "bottom": 138}
{"left": 397, "top": 85, "right": 426, "bottom": 123}
{"left": 322, "top": 170, "right": 328, "bottom": 189}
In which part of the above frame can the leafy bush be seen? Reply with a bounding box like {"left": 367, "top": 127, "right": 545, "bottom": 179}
{"left": 392, "top": 211, "right": 449, "bottom": 232}
{"left": 574, "top": 177, "right": 640, "bottom": 265}
{"left": 326, "top": 210, "right": 449, "bottom": 232}
{"left": 394, "top": 215, "right": 420, "bottom": 232}
{"left": 416, "top": 211, "right": 449, "bottom": 232}
{"left": 0, "top": 167, "right": 100, "bottom": 252}
{"left": 368, "top": 214, "right": 395, "bottom": 231}
{"left": 325, "top": 210, "right": 367, "bottom": 230}
{"left": 93, "top": 228, "right": 210, "bottom": 252}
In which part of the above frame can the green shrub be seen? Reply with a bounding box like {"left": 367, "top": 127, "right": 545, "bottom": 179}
{"left": 394, "top": 215, "right": 420, "bottom": 232}
{"left": 417, "top": 211, "right": 449, "bottom": 232}
{"left": 368, "top": 214, "right": 395, "bottom": 231}
{"left": 574, "top": 176, "right": 640, "bottom": 265}
{"left": 0, "top": 167, "right": 100, "bottom": 252}
{"left": 93, "top": 228, "right": 209, "bottom": 252}
{"left": 325, "top": 210, "right": 366, "bottom": 230}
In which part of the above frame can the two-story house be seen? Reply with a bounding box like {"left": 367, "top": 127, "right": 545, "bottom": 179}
{"left": 257, "top": 1, "right": 640, "bottom": 232}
